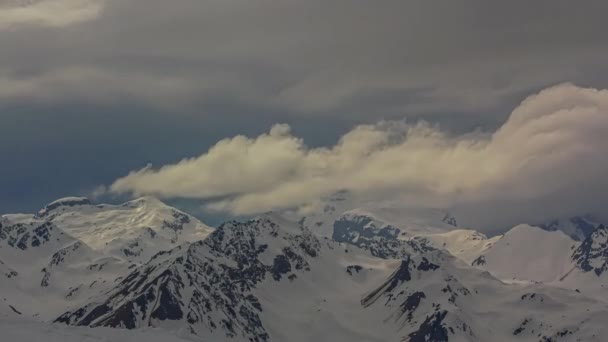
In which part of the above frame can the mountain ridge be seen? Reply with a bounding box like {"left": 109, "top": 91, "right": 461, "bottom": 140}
{"left": 2, "top": 196, "right": 608, "bottom": 341}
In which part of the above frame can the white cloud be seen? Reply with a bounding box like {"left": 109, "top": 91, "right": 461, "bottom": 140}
{"left": 110, "top": 83, "right": 608, "bottom": 223}
{"left": 0, "top": 0, "right": 105, "bottom": 29}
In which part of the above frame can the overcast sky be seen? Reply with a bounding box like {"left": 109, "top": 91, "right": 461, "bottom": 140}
{"left": 2, "top": 0, "right": 608, "bottom": 231}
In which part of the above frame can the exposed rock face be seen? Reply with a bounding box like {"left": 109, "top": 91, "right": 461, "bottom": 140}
{"left": 56, "top": 218, "right": 322, "bottom": 341}
{"left": 0, "top": 219, "right": 64, "bottom": 251}
{"left": 571, "top": 224, "right": 608, "bottom": 276}
{"left": 360, "top": 253, "right": 475, "bottom": 341}
{"left": 332, "top": 213, "right": 432, "bottom": 259}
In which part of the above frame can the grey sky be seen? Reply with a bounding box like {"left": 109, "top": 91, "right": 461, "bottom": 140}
{"left": 1, "top": 0, "right": 608, "bottom": 230}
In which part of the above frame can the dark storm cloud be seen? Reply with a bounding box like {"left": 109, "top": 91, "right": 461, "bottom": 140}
{"left": 1, "top": 0, "right": 608, "bottom": 231}
{"left": 2, "top": 0, "right": 608, "bottom": 118}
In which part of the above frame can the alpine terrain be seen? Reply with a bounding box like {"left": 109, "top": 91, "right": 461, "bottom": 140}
{"left": 2, "top": 196, "right": 608, "bottom": 341}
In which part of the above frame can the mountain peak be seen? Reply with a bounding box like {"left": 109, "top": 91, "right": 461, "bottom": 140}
{"left": 37, "top": 197, "right": 91, "bottom": 217}
{"left": 55, "top": 213, "right": 323, "bottom": 340}
{"left": 27, "top": 195, "right": 214, "bottom": 263}
{"left": 122, "top": 196, "right": 167, "bottom": 208}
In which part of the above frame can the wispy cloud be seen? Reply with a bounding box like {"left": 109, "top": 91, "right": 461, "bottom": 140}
{"left": 0, "top": 0, "right": 105, "bottom": 29}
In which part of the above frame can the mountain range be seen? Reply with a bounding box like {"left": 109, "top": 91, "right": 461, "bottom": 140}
{"left": 2, "top": 196, "right": 608, "bottom": 341}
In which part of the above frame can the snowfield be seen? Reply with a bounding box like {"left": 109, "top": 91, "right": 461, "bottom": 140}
{"left": 1, "top": 319, "right": 198, "bottom": 342}
{"left": 2, "top": 196, "right": 608, "bottom": 341}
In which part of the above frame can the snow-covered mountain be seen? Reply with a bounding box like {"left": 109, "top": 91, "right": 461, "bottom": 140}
{"left": 0, "top": 196, "right": 213, "bottom": 320}
{"left": 3, "top": 196, "right": 608, "bottom": 341}
{"left": 539, "top": 216, "right": 601, "bottom": 241}
{"left": 292, "top": 192, "right": 458, "bottom": 238}
{"left": 35, "top": 196, "right": 213, "bottom": 262}
{"left": 469, "top": 224, "right": 577, "bottom": 283}
{"left": 570, "top": 224, "right": 608, "bottom": 276}
{"left": 54, "top": 212, "right": 608, "bottom": 341}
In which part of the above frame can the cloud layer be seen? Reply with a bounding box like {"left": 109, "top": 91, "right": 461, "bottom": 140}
{"left": 110, "top": 84, "right": 608, "bottom": 226}
{"left": 2, "top": 1, "right": 608, "bottom": 228}
{"left": 2, "top": 0, "right": 608, "bottom": 120}
{"left": 0, "top": 0, "right": 104, "bottom": 29}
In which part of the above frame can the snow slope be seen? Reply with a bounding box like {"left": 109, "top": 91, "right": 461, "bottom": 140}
{"left": 540, "top": 216, "right": 600, "bottom": 241}
{"left": 55, "top": 214, "right": 608, "bottom": 341}
{"left": 37, "top": 196, "right": 213, "bottom": 262}
{"left": 471, "top": 225, "right": 577, "bottom": 283}
{"left": 412, "top": 229, "right": 501, "bottom": 264}
{"left": 3, "top": 196, "right": 608, "bottom": 341}
{"left": 0, "top": 213, "right": 114, "bottom": 319}
{"left": 0, "top": 196, "right": 213, "bottom": 320}
{"left": 1, "top": 319, "right": 198, "bottom": 342}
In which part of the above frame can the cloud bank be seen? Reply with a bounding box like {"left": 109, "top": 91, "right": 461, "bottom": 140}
{"left": 1, "top": 0, "right": 608, "bottom": 120}
{"left": 0, "top": 0, "right": 104, "bottom": 29}
{"left": 2, "top": 1, "right": 608, "bottom": 226}
{"left": 110, "top": 84, "right": 608, "bottom": 226}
